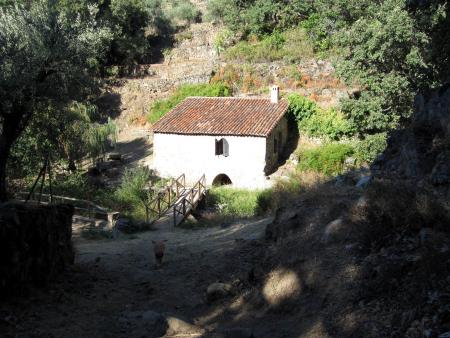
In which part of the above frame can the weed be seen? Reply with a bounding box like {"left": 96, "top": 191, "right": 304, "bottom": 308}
{"left": 298, "top": 143, "right": 354, "bottom": 176}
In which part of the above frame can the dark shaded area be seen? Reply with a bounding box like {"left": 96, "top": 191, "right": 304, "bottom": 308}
{"left": 212, "top": 174, "right": 232, "bottom": 186}
{"left": 95, "top": 92, "right": 123, "bottom": 121}
{"left": 372, "top": 83, "right": 450, "bottom": 197}
{"left": 265, "top": 117, "right": 300, "bottom": 176}
{"left": 0, "top": 203, "right": 74, "bottom": 298}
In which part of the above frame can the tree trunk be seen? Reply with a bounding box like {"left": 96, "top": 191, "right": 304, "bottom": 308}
{"left": 0, "top": 136, "right": 13, "bottom": 202}
{"left": 0, "top": 109, "right": 29, "bottom": 201}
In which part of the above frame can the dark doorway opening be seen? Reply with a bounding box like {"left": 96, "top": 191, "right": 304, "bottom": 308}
{"left": 212, "top": 174, "right": 232, "bottom": 186}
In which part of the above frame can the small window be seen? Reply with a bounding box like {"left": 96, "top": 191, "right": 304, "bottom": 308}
{"left": 215, "top": 138, "right": 229, "bottom": 157}
{"left": 274, "top": 138, "right": 278, "bottom": 154}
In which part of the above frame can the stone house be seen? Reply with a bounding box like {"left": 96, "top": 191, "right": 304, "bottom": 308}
{"left": 152, "top": 86, "right": 289, "bottom": 189}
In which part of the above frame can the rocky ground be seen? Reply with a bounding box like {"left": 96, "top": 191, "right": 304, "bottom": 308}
{"left": 3, "top": 173, "right": 449, "bottom": 338}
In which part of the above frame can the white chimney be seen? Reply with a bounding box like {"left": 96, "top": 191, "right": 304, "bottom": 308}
{"left": 270, "top": 85, "right": 280, "bottom": 104}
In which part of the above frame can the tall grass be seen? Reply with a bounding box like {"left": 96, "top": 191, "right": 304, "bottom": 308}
{"left": 207, "top": 186, "right": 267, "bottom": 218}
{"left": 298, "top": 143, "right": 354, "bottom": 176}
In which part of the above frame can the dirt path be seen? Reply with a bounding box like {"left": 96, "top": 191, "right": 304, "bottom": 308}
{"left": 1, "top": 217, "right": 272, "bottom": 338}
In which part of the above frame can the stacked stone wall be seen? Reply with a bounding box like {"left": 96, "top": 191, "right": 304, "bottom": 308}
{"left": 0, "top": 203, "right": 74, "bottom": 297}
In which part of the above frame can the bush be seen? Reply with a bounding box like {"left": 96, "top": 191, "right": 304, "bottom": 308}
{"left": 298, "top": 108, "right": 354, "bottom": 140}
{"left": 298, "top": 143, "right": 354, "bottom": 176}
{"left": 287, "top": 93, "right": 318, "bottom": 121}
{"left": 148, "top": 82, "right": 232, "bottom": 123}
{"left": 288, "top": 94, "right": 354, "bottom": 140}
{"left": 115, "top": 167, "right": 165, "bottom": 221}
{"left": 207, "top": 186, "right": 268, "bottom": 218}
{"left": 224, "top": 28, "right": 314, "bottom": 63}
{"left": 165, "top": 0, "right": 200, "bottom": 26}
{"left": 354, "top": 133, "right": 387, "bottom": 164}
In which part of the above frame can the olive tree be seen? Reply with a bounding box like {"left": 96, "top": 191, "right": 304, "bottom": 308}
{"left": 0, "top": 1, "right": 111, "bottom": 200}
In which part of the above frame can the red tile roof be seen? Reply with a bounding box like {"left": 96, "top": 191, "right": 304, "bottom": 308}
{"left": 153, "top": 97, "right": 289, "bottom": 137}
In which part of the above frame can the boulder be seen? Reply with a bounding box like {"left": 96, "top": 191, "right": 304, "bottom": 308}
{"left": 108, "top": 152, "right": 122, "bottom": 161}
{"left": 322, "top": 218, "right": 344, "bottom": 243}
{"left": 206, "top": 282, "right": 233, "bottom": 303}
{"left": 262, "top": 268, "right": 301, "bottom": 306}
{"left": 372, "top": 83, "right": 450, "bottom": 196}
{"left": 356, "top": 176, "right": 372, "bottom": 189}
{"left": 141, "top": 310, "right": 168, "bottom": 336}
{"left": 166, "top": 316, "right": 204, "bottom": 336}
{"left": 222, "top": 328, "right": 255, "bottom": 338}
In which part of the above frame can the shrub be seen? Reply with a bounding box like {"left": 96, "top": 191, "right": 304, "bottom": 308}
{"left": 287, "top": 93, "right": 318, "bottom": 121}
{"left": 288, "top": 94, "right": 354, "bottom": 140}
{"left": 207, "top": 186, "right": 268, "bottom": 218}
{"left": 354, "top": 133, "right": 387, "bottom": 164}
{"left": 300, "top": 13, "right": 332, "bottom": 52}
{"left": 115, "top": 167, "right": 165, "bottom": 221}
{"left": 224, "top": 28, "right": 314, "bottom": 63}
{"left": 298, "top": 108, "right": 354, "bottom": 140}
{"left": 298, "top": 143, "right": 354, "bottom": 176}
{"left": 214, "top": 29, "right": 235, "bottom": 55}
{"left": 165, "top": 0, "right": 200, "bottom": 25}
{"left": 148, "top": 82, "right": 231, "bottom": 123}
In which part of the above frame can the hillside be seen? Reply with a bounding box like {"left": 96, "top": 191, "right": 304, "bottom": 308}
{"left": 1, "top": 1, "right": 450, "bottom": 338}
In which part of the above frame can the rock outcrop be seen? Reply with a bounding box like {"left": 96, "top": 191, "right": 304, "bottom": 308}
{"left": 0, "top": 202, "right": 74, "bottom": 297}
{"left": 373, "top": 83, "right": 450, "bottom": 197}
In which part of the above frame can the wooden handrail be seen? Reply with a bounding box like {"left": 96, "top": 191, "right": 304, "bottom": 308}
{"left": 15, "top": 192, "right": 119, "bottom": 229}
{"left": 172, "top": 174, "right": 206, "bottom": 226}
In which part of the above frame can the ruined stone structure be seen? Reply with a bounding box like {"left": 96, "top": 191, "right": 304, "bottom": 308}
{"left": 153, "top": 87, "right": 289, "bottom": 188}
{"left": 0, "top": 203, "right": 74, "bottom": 297}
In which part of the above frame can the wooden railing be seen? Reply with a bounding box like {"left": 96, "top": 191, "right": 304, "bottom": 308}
{"left": 15, "top": 192, "right": 119, "bottom": 229}
{"left": 172, "top": 174, "right": 206, "bottom": 226}
{"left": 146, "top": 174, "right": 186, "bottom": 222}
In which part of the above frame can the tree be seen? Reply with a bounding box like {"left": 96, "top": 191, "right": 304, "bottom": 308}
{"left": 334, "top": 0, "right": 447, "bottom": 135}
{"left": 0, "top": 1, "right": 111, "bottom": 200}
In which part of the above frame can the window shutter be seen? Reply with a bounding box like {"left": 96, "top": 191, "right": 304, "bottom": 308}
{"left": 223, "top": 139, "right": 229, "bottom": 157}
{"left": 215, "top": 139, "right": 219, "bottom": 155}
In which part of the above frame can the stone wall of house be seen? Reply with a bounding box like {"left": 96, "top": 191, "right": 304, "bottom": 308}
{"left": 265, "top": 116, "right": 289, "bottom": 174}
{"left": 153, "top": 133, "right": 270, "bottom": 189}
{"left": 0, "top": 203, "right": 74, "bottom": 297}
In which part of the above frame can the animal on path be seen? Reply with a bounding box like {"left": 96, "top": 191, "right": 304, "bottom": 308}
{"left": 152, "top": 239, "right": 167, "bottom": 267}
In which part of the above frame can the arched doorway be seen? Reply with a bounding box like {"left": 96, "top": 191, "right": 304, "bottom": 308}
{"left": 212, "top": 174, "right": 232, "bottom": 186}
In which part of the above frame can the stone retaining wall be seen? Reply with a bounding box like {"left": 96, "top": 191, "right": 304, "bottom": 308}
{"left": 0, "top": 202, "right": 74, "bottom": 297}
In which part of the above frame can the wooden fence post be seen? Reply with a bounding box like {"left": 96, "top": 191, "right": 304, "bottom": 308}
{"left": 173, "top": 206, "right": 177, "bottom": 227}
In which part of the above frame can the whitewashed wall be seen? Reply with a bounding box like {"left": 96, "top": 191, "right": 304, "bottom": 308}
{"left": 153, "top": 133, "right": 270, "bottom": 189}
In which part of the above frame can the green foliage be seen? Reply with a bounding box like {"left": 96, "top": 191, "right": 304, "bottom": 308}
{"left": 298, "top": 143, "right": 354, "bottom": 176}
{"left": 206, "top": 0, "right": 313, "bottom": 36}
{"left": 85, "top": 118, "right": 118, "bottom": 164}
{"left": 214, "top": 29, "right": 234, "bottom": 55}
{"left": 108, "top": 0, "right": 165, "bottom": 65}
{"left": 300, "top": 13, "right": 332, "bottom": 52}
{"left": 9, "top": 102, "right": 117, "bottom": 176}
{"left": 298, "top": 109, "right": 354, "bottom": 141}
{"left": 164, "top": 0, "right": 200, "bottom": 25}
{"left": 207, "top": 186, "right": 268, "bottom": 218}
{"left": 224, "top": 28, "right": 314, "bottom": 63}
{"left": 354, "top": 133, "right": 387, "bottom": 164}
{"left": 0, "top": 1, "right": 113, "bottom": 199}
{"left": 287, "top": 93, "right": 319, "bottom": 121}
{"left": 287, "top": 94, "right": 353, "bottom": 140}
{"left": 115, "top": 167, "right": 158, "bottom": 220}
{"left": 116, "top": 167, "right": 153, "bottom": 206}
{"left": 334, "top": 0, "right": 449, "bottom": 135}
{"left": 212, "top": 0, "right": 450, "bottom": 139}
{"left": 148, "top": 82, "right": 232, "bottom": 123}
